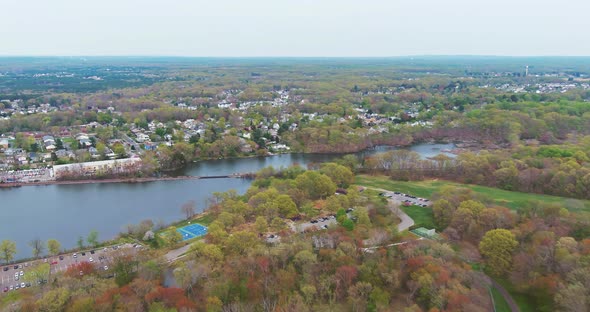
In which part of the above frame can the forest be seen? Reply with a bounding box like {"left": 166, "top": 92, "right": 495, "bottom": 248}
{"left": 1, "top": 57, "right": 590, "bottom": 311}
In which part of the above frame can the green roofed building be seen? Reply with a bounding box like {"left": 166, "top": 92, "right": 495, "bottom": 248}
{"left": 411, "top": 227, "right": 440, "bottom": 240}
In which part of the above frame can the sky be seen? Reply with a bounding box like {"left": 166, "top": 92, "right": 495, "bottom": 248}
{"left": 1, "top": 0, "right": 589, "bottom": 57}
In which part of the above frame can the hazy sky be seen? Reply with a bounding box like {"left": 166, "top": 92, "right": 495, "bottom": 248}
{"left": 1, "top": 0, "right": 589, "bottom": 56}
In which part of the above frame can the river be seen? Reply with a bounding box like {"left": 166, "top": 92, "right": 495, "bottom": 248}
{"left": 0, "top": 143, "right": 454, "bottom": 260}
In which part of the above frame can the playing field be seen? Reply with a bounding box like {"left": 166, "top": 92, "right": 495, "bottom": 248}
{"left": 177, "top": 223, "right": 208, "bottom": 241}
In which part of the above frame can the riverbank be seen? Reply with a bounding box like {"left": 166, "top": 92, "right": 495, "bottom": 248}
{"left": 0, "top": 174, "right": 255, "bottom": 188}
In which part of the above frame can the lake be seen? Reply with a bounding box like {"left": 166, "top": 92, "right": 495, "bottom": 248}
{"left": 0, "top": 143, "right": 454, "bottom": 260}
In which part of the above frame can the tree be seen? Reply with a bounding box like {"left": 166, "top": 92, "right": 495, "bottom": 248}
{"left": 432, "top": 199, "right": 455, "bottom": 228}
{"left": 77, "top": 236, "right": 85, "bottom": 249}
{"left": 320, "top": 162, "right": 355, "bottom": 187}
{"left": 114, "top": 255, "right": 139, "bottom": 287}
{"left": 47, "top": 239, "right": 61, "bottom": 256}
{"left": 295, "top": 171, "right": 337, "bottom": 199}
{"left": 87, "top": 230, "right": 99, "bottom": 247}
{"left": 479, "top": 229, "right": 518, "bottom": 276}
{"left": 0, "top": 240, "right": 16, "bottom": 264}
{"left": 25, "top": 263, "right": 50, "bottom": 286}
{"left": 36, "top": 288, "right": 70, "bottom": 312}
{"left": 166, "top": 228, "right": 183, "bottom": 245}
{"left": 342, "top": 219, "right": 355, "bottom": 231}
{"left": 181, "top": 200, "right": 196, "bottom": 220}
{"left": 29, "top": 238, "right": 45, "bottom": 258}
{"left": 255, "top": 216, "right": 268, "bottom": 233}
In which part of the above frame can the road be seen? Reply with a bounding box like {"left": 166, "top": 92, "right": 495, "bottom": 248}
{"left": 164, "top": 244, "right": 192, "bottom": 262}
{"left": 366, "top": 187, "right": 418, "bottom": 232}
{"left": 122, "top": 134, "right": 143, "bottom": 155}
{"left": 0, "top": 243, "right": 140, "bottom": 292}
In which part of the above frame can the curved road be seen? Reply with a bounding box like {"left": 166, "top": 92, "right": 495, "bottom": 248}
{"left": 366, "top": 187, "right": 415, "bottom": 231}
{"left": 366, "top": 186, "right": 519, "bottom": 312}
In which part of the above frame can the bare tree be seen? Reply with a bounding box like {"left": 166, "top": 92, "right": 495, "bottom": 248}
{"left": 29, "top": 238, "right": 45, "bottom": 258}
{"left": 181, "top": 200, "right": 197, "bottom": 220}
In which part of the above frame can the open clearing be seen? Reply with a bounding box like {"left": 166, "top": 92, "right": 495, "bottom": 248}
{"left": 356, "top": 175, "right": 590, "bottom": 212}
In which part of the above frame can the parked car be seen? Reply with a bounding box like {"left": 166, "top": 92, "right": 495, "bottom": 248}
{"left": 20, "top": 283, "right": 25, "bottom": 288}
{"left": 3, "top": 287, "right": 8, "bottom": 293}
{"left": 19, "top": 271, "right": 23, "bottom": 276}
{"left": 2, "top": 267, "right": 8, "bottom": 271}
{"left": 59, "top": 255, "right": 64, "bottom": 260}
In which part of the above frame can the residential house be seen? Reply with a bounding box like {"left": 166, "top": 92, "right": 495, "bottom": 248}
{"left": 0, "top": 138, "right": 9, "bottom": 149}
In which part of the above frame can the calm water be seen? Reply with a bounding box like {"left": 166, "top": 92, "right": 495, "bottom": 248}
{"left": 0, "top": 143, "right": 453, "bottom": 259}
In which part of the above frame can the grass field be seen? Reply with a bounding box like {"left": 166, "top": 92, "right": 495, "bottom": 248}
{"left": 356, "top": 175, "right": 590, "bottom": 212}
{"left": 491, "top": 287, "right": 512, "bottom": 312}
{"left": 495, "top": 278, "right": 540, "bottom": 312}
{"left": 401, "top": 205, "right": 436, "bottom": 230}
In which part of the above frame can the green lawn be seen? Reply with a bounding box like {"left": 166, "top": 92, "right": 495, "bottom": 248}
{"left": 401, "top": 205, "right": 436, "bottom": 230}
{"left": 356, "top": 175, "right": 590, "bottom": 213}
{"left": 491, "top": 287, "right": 512, "bottom": 312}
{"left": 495, "top": 278, "right": 540, "bottom": 312}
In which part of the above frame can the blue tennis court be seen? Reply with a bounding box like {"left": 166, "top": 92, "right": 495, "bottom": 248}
{"left": 177, "top": 223, "right": 208, "bottom": 241}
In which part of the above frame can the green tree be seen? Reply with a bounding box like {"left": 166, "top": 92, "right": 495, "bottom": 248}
{"left": 114, "top": 255, "right": 138, "bottom": 287}
{"left": 479, "top": 229, "right": 518, "bottom": 276}
{"left": 166, "top": 228, "right": 183, "bottom": 245}
{"left": 342, "top": 219, "right": 355, "bottom": 231}
{"left": 47, "top": 239, "right": 61, "bottom": 256}
{"left": 0, "top": 240, "right": 16, "bottom": 264}
{"left": 77, "top": 236, "right": 85, "bottom": 249}
{"left": 432, "top": 199, "right": 455, "bottom": 228}
{"left": 25, "top": 263, "right": 50, "bottom": 285}
{"left": 36, "top": 288, "right": 70, "bottom": 312}
{"left": 320, "top": 162, "right": 355, "bottom": 188}
{"left": 87, "top": 230, "right": 99, "bottom": 248}
{"left": 295, "top": 171, "right": 337, "bottom": 199}
{"left": 255, "top": 216, "right": 268, "bottom": 233}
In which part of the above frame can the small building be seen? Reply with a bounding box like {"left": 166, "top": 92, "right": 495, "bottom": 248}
{"left": 0, "top": 138, "right": 9, "bottom": 149}
{"left": 411, "top": 227, "right": 440, "bottom": 240}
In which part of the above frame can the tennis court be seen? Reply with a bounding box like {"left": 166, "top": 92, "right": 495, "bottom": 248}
{"left": 177, "top": 223, "right": 208, "bottom": 241}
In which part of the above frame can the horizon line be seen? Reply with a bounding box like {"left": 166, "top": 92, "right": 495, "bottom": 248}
{"left": 1, "top": 54, "right": 590, "bottom": 58}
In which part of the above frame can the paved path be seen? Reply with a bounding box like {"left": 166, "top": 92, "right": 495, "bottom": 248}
{"left": 365, "top": 187, "right": 415, "bottom": 232}
{"left": 164, "top": 244, "right": 192, "bottom": 262}
{"left": 488, "top": 276, "right": 520, "bottom": 312}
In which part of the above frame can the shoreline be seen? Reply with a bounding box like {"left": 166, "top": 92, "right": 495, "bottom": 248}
{"left": 0, "top": 175, "right": 203, "bottom": 188}
{"left": 1, "top": 141, "right": 461, "bottom": 189}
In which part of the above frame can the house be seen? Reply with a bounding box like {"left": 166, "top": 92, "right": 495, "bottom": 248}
{"left": 29, "top": 152, "right": 40, "bottom": 162}
{"left": 76, "top": 133, "right": 89, "bottom": 141}
{"left": 89, "top": 147, "right": 100, "bottom": 158}
{"left": 0, "top": 138, "right": 9, "bottom": 149}
{"left": 79, "top": 138, "right": 92, "bottom": 147}
{"left": 42, "top": 135, "right": 55, "bottom": 145}
{"left": 136, "top": 133, "right": 150, "bottom": 143}
{"left": 144, "top": 142, "right": 157, "bottom": 151}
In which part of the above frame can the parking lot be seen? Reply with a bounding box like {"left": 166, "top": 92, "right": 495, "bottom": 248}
{"left": 1, "top": 243, "right": 141, "bottom": 292}
{"left": 379, "top": 191, "right": 431, "bottom": 207}
{"left": 292, "top": 209, "right": 355, "bottom": 233}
